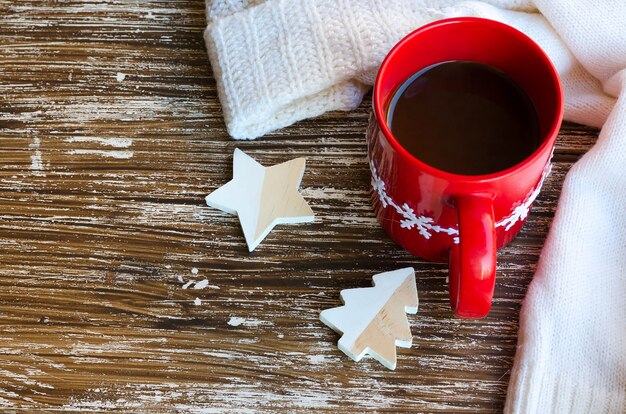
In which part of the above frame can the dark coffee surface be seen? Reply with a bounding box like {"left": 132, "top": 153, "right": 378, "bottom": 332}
{"left": 388, "top": 61, "right": 540, "bottom": 175}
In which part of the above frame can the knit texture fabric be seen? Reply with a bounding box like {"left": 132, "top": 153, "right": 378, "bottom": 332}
{"left": 204, "top": 1, "right": 626, "bottom": 413}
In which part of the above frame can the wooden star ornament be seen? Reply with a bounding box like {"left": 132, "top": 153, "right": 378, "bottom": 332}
{"left": 206, "top": 149, "right": 315, "bottom": 251}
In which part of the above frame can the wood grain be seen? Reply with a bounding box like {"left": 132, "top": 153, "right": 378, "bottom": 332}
{"left": 0, "top": 1, "right": 599, "bottom": 412}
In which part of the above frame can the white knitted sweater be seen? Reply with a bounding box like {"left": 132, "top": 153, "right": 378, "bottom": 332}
{"left": 204, "top": 1, "right": 626, "bottom": 412}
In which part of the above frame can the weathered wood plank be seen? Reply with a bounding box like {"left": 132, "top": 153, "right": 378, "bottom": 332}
{"left": 0, "top": 0, "right": 598, "bottom": 412}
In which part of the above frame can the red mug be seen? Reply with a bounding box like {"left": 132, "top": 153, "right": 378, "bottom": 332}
{"left": 366, "top": 17, "right": 563, "bottom": 318}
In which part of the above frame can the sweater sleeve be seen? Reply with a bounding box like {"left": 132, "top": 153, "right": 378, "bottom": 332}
{"left": 203, "top": 0, "right": 443, "bottom": 139}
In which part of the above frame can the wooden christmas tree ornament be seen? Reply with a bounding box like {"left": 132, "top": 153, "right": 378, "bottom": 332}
{"left": 320, "top": 267, "right": 418, "bottom": 370}
{"left": 205, "top": 148, "right": 314, "bottom": 251}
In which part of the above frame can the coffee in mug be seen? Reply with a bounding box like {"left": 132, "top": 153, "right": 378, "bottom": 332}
{"left": 387, "top": 60, "right": 541, "bottom": 175}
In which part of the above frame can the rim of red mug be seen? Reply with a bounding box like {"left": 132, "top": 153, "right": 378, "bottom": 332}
{"left": 373, "top": 17, "right": 564, "bottom": 184}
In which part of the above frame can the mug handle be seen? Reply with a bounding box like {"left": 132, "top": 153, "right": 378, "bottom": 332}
{"left": 448, "top": 194, "right": 496, "bottom": 318}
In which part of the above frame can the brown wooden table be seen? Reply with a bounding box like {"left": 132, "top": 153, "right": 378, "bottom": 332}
{"left": 0, "top": 1, "right": 598, "bottom": 412}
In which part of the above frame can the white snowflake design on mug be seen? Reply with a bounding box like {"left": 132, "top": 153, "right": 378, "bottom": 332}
{"left": 369, "top": 160, "right": 552, "bottom": 244}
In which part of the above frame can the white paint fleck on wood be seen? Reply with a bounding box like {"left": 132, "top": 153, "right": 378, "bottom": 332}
{"left": 181, "top": 280, "right": 194, "bottom": 289}
{"left": 66, "top": 149, "right": 134, "bottom": 159}
{"left": 29, "top": 137, "right": 44, "bottom": 175}
{"left": 65, "top": 137, "right": 133, "bottom": 148}
{"left": 193, "top": 279, "right": 209, "bottom": 289}
{"left": 227, "top": 317, "right": 245, "bottom": 327}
